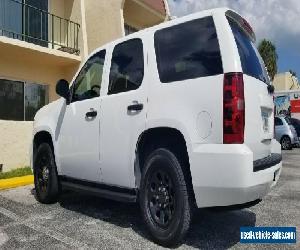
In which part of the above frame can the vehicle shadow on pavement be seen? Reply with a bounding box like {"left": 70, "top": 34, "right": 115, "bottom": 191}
{"left": 58, "top": 191, "right": 256, "bottom": 249}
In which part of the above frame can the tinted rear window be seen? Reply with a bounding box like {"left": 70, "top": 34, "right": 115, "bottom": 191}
{"left": 291, "top": 118, "right": 300, "bottom": 126}
{"left": 227, "top": 17, "right": 270, "bottom": 84}
{"left": 154, "top": 16, "right": 223, "bottom": 83}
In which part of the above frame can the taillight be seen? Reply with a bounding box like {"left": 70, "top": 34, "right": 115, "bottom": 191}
{"left": 223, "top": 73, "right": 245, "bottom": 144}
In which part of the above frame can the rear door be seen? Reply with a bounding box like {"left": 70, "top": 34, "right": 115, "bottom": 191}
{"left": 99, "top": 38, "right": 147, "bottom": 188}
{"left": 226, "top": 13, "right": 274, "bottom": 160}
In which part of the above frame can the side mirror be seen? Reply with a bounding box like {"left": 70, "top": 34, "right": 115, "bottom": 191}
{"left": 267, "top": 84, "right": 275, "bottom": 94}
{"left": 56, "top": 79, "right": 70, "bottom": 103}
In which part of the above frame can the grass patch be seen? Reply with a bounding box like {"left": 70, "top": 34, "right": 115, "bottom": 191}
{"left": 0, "top": 167, "right": 32, "bottom": 180}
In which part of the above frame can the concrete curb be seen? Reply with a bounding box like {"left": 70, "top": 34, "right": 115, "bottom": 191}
{"left": 0, "top": 175, "right": 34, "bottom": 190}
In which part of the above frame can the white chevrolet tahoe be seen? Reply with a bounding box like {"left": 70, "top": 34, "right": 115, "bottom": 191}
{"left": 31, "top": 8, "right": 282, "bottom": 246}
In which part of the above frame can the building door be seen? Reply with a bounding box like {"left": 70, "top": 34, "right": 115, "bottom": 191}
{"left": 56, "top": 50, "right": 106, "bottom": 182}
{"left": 0, "top": 0, "right": 48, "bottom": 46}
{"left": 24, "top": 0, "right": 48, "bottom": 47}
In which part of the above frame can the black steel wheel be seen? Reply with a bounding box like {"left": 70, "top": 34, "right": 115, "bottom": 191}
{"left": 140, "top": 148, "right": 192, "bottom": 247}
{"left": 34, "top": 143, "right": 60, "bottom": 204}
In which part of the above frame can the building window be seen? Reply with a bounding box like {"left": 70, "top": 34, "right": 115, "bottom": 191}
{"left": 0, "top": 79, "right": 24, "bottom": 121}
{"left": 0, "top": 79, "right": 49, "bottom": 121}
{"left": 124, "top": 24, "right": 138, "bottom": 36}
{"left": 0, "top": 0, "right": 48, "bottom": 47}
{"left": 24, "top": 0, "right": 49, "bottom": 47}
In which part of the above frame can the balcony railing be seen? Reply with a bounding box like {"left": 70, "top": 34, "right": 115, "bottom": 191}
{"left": 0, "top": 0, "right": 80, "bottom": 55}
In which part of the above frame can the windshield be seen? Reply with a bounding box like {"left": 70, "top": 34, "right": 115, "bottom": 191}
{"left": 285, "top": 117, "right": 292, "bottom": 125}
{"left": 227, "top": 16, "right": 270, "bottom": 85}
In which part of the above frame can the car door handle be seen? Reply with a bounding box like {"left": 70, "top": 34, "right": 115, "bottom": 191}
{"left": 86, "top": 109, "right": 97, "bottom": 118}
{"left": 127, "top": 103, "right": 143, "bottom": 112}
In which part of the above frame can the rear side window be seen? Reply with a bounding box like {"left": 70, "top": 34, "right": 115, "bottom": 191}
{"left": 275, "top": 117, "right": 283, "bottom": 126}
{"left": 227, "top": 17, "right": 270, "bottom": 84}
{"left": 154, "top": 16, "right": 223, "bottom": 83}
{"left": 108, "top": 39, "right": 144, "bottom": 95}
{"left": 291, "top": 118, "right": 300, "bottom": 126}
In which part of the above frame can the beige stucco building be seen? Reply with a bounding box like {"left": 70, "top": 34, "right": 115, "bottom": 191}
{"left": 0, "top": 0, "right": 170, "bottom": 171}
{"left": 273, "top": 72, "right": 300, "bottom": 91}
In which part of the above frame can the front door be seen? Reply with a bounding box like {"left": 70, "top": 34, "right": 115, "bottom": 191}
{"left": 100, "top": 38, "right": 147, "bottom": 188}
{"left": 56, "top": 50, "right": 106, "bottom": 182}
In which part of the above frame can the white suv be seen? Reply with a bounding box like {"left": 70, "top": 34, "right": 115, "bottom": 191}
{"left": 31, "top": 8, "right": 282, "bottom": 247}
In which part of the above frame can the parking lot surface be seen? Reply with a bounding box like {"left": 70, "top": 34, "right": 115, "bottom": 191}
{"left": 0, "top": 149, "right": 299, "bottom": 249}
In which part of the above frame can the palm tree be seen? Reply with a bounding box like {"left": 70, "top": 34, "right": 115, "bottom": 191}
{"left": 289, "top": 70, "right": 298, "bottom": 90}
{"left": 258, "top": 39, "right": 278, "bottom": 80}
{"left": 289, "top": 70, "right": 297, "bottom": 77}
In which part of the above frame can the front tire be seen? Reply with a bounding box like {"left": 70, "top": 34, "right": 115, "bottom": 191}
{"left": 139, "top": 148, "right": 192, "bottom": 247}
{"left": 34, "top": 143, "right": 60, "bottom": 204}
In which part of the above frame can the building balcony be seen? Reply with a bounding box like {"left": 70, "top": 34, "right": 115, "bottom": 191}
{"left": 0, "top": 0, "right": 80, "bottom": 55}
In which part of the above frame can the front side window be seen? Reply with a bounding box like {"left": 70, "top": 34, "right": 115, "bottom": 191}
{"left": 154, "top": 16, "right": 223, "bottom": 83}
{"left": 0, "top": 79, "right": 48, "bottom": 121}
{"left": 72, "top": 50, "right": 106, "bottom": 102}
{"left": 275, "top": 117, "right": 283, "bottom": 126}
{"left": 108, "top": 39, "right": 144, "bottom": 95}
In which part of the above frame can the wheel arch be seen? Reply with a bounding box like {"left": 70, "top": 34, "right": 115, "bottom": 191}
{"left": 134, "top": 127, "right": 195, "bottom": 203}
{"left": 33, "top": 130, "right": 55, "bottom": 169}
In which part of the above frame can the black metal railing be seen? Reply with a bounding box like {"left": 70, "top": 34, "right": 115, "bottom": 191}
{"left": 0, "top": 0, "right": 80, "bottom": 55}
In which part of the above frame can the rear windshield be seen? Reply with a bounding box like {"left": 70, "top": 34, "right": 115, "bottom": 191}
{"left": 154, "top": 16, "right": 223, "bottom": 83}
{"left": 227, "top": 17, "right": 270, "bottom": 84}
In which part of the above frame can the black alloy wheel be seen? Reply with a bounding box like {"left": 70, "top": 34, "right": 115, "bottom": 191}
{"left": 140, "top": 148, "right": 192, "bottom": 247}
{"left": 34, "top": 143, "right": 60, "bottom": 204}
{"left": 147, "top": 169, "right": 175, "bottom": 228}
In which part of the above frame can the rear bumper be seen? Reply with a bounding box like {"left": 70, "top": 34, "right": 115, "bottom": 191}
{"left": 253, "top": 153, "right": 282, "bottom": 172}
{"left": 190, "top": 139, "right": 282, "bottom": 208}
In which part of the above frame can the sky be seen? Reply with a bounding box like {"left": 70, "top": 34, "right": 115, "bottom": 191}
{"left": 167, "top": 0, "right": 300, "bottom": 77}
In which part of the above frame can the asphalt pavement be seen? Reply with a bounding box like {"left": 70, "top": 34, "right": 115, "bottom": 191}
{"left": 0, "top": 149, "right": 299, "bottom": 249}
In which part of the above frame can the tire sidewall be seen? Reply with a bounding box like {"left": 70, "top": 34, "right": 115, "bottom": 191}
{"left": 34, "top": 143, "right": 59, "bottom": 203}
{"left": 140, "top": 148, "right": 190, "bottom": 245}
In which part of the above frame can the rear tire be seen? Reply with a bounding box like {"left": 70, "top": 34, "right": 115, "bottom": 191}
{"left": 34, "top": 143, "right": 60, "bottom": 204}
{"left": 139, "top": 148, "right": 192, "bottom": 247}
{"left": 281, "top": 136, "right": 292, "bottom": 150}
